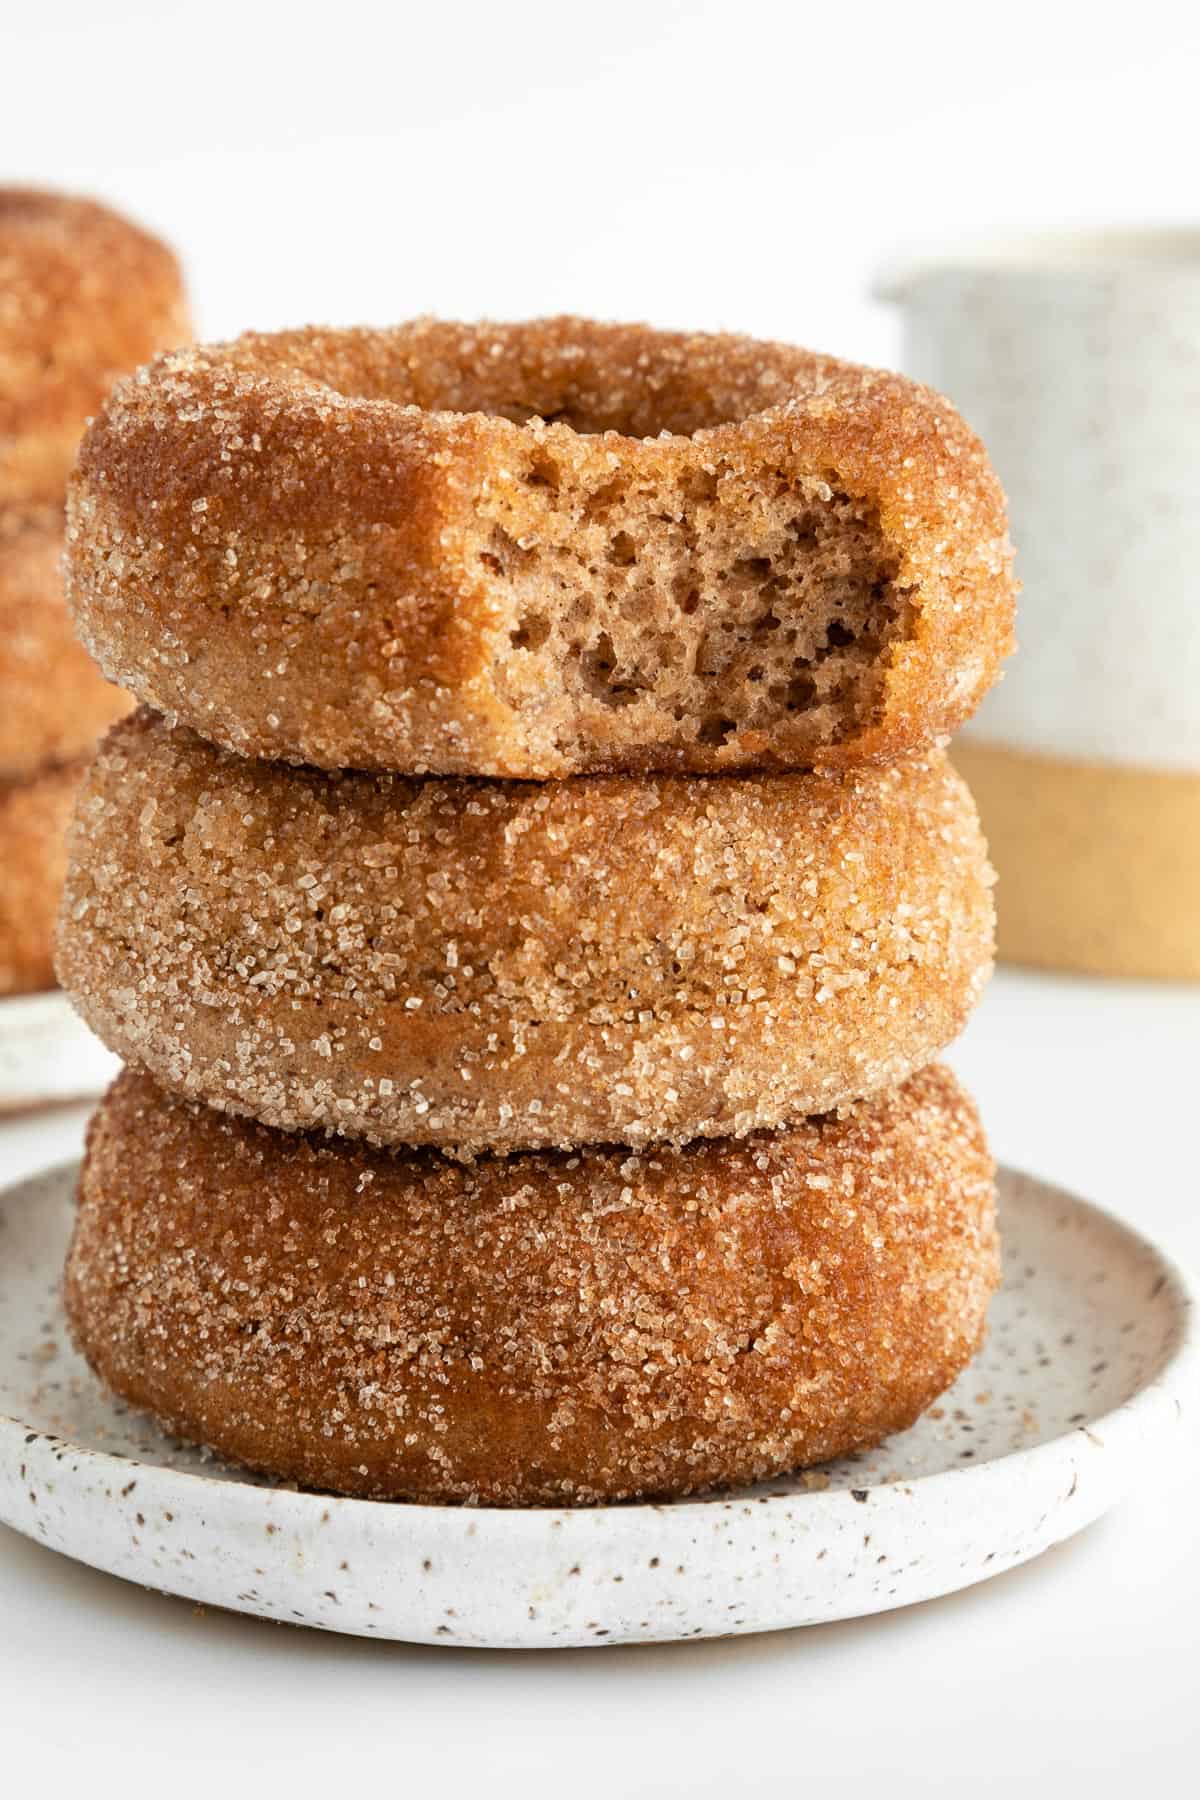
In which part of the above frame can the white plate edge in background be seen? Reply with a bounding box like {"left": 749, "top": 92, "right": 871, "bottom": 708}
{"left": 0, "top": 992, "right": 119, "bottom": 1113}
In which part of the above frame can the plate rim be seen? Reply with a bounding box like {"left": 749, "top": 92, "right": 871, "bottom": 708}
{"left": 0, "top": 991, "right": 120, "bottom": 1110}
{"left": 1, "top": 1157, "right": 1195, "bottom": 1536}
{"left": 0, "top": 989, "right": 95, "bottom": 1029}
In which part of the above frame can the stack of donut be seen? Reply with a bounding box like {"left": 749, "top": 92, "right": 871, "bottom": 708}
{"left": 0, "top": 190, "right": 188, "bottom": 997}
{"left": 56, "top": 319, "right": 1016, "bottom": 1506}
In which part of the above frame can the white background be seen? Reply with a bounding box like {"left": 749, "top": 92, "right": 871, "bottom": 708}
{"left": 5, "top": 1, "right": 1200, "bottom": 362}
{"left": 3, "top": 3, "right": 1200, "bottom": 1795}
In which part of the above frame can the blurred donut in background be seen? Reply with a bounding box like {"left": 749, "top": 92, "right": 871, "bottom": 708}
{"left": 0, "top": 189, "right": 190, "bottom": 998}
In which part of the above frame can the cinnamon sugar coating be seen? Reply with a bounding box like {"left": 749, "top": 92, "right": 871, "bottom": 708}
{"left": 1, "top": 758, "right": 83, "bottom": 995}
{"left": 57, "top": 711, "right": 995, "bottom": 1155}
{"left": 0, "top": 509, "right": 131, "bottom": 778}
{"left": 0, "top": 189, "right": 189, "bottom": 507}
{"left": 66, "top": 317, "right": 1014, "bottom": 777}
{"left": 66, "top": 1064, "right": 999, "bottom": 1506}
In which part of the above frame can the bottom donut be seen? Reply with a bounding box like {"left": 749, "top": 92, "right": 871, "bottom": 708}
{"left": 0, "top": 759, "right": 83, "bottom": 996}
{"left": 66, "top": 1066, "right": 999, "bottom": 1507}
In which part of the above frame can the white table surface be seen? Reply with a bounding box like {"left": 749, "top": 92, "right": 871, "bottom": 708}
{"left": 1, "top": 966, "right": 1197, "bottom": 1798}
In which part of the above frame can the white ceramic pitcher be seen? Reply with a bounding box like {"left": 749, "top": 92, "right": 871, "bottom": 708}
{"left": 878, "top": 232, "right": 1200, "bottom": 979}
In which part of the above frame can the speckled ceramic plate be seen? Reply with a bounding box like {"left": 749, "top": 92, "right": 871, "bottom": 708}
{"left": 0, "top": 1162, "right": 1193, "bottom": 1649}
{"left": 0, "top": 993, "right": 119, "bottom": 1114}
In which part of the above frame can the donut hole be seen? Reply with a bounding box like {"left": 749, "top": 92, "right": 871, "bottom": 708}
{"left": 236, "top": 319, "right": 800, "bottom": 441}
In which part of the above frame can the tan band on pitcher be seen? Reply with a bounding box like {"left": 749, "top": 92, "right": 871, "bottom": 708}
{"left": 953, "top": 740, "right": 1200, "bottom": 981}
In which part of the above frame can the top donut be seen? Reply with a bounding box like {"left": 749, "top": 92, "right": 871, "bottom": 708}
{"left": 0, "top": 189, "right": 189, "bottom": 507}
{"left": 66, "top": 317, "right": 1015, "bottom": 776}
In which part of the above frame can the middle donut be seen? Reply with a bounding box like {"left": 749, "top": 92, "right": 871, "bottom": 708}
{"left": 58, "top": 710, "right": 994, "bottom": 1156}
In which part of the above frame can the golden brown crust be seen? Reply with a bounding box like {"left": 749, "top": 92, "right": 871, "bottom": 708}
{"left": 0, "top": 188, "right": 190, "bottom": 507}
{"left": 66, "top": 317, "right": 1014, "bottom": 776}
{"left": 0, "top": 508, "right": 131, "bottom": 777}
{"left": 57, "top": 711, "right": 995, "bottom": 1155}
{"left": 0, "top": 758, "right": 82, "bottom": 995}
{"left": 66, "top": 1064, "right": 999, "bottom": 1505}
